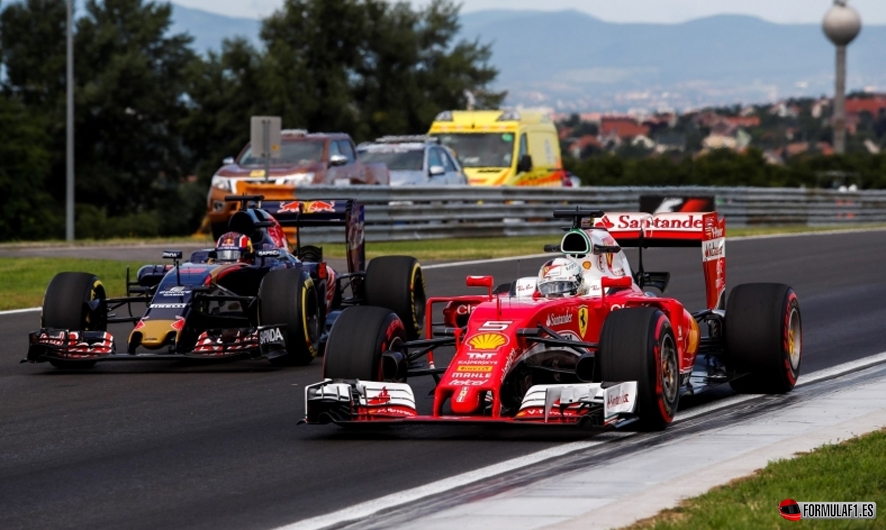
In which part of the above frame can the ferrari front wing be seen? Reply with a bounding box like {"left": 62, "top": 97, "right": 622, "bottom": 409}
{"left": 303, "top": 379, "right": 639, "bottom": 428}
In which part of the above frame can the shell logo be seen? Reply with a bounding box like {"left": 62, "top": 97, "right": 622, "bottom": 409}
{"left": 467, "top": 333, "right": 507, "bottom": 351}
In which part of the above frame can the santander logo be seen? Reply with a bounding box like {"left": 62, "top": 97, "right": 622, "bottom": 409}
{"left": 598, "top": 214, "right": 704, "bottom": 231}
{"left": 607, "top": 393, "right": 630, "bottom": 407}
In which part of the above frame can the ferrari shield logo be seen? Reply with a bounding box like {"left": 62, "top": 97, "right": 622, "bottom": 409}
{"left": 578, "top": 306, "right": 589, "bottom": 339}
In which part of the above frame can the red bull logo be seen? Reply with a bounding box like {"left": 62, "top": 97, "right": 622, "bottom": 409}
{"left": 278, "top": 200, "right": 336, "bottom": 214}
{"left": 278, "top": 201, "right": 302, "bottom": 213}
{"left": 304, "top": 200, "right": 336, "bottom": 213}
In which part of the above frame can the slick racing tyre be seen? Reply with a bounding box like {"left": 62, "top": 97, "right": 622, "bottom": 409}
{"left": 364, "top": 256, "right": 426, "bottom": 340}
{"left": 726, "top": 283, "right": 801, "bottom": 394}
{"left": 323, "top": 306, "right": 406, "bottom": 381}
{"left": 259, "top": 268, "right": 321, "bottom": 366}
{"left": 599, "top": 307, "right": 679, "bottom": 431}
{"left": 42, "top": 272, "right": 107, "bottom": 369}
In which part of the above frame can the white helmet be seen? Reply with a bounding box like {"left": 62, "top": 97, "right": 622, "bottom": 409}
{"left": 537, "top": 258, "right": 583, "bottom": 298}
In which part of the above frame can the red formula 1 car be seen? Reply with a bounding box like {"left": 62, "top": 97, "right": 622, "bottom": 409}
{"left": 303, "top": 209, "right": 802, "bottom": 430}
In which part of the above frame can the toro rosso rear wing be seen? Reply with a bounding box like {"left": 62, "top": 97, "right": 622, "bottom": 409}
{"left": 593, "top": 211, "right": 726, "bottom": 310}
{"left": 226, "top": 195, "right": 365, "bottom": 276}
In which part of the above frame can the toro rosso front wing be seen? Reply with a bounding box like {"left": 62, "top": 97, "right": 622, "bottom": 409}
{"left": 23, "top": 324, "right": 288, "bottom": 364}
{"left": 303, "top": 379, "right": 639, "bottom": 428}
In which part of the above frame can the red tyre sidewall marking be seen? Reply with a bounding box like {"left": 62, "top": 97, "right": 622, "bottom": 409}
{"left": 653, "top": 314, "right": 674, "bottom": 422}
{"left": 378, "top": 318, "right": 406, "bottom": 380}
{"left": 783, "top": 292, "right": 800, "bottom": 386}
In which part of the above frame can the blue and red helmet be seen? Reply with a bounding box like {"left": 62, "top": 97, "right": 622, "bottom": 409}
{"left": 215, "top": 232, "right": 254, "bottom": 263}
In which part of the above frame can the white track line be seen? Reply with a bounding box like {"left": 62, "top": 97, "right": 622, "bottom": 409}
{"left": 676, "top": 350, "right": 886, "bottom": 422}
{"left": 0, "top": 307, "right": 40, "bottom": 316}
{"left": 423, "top": 253, "right": 549, "bottom": 270}
{"left": 276, "top": 441, "right": 603, "bottom": 530}
{"left": 278, "top": 352, "right": 886, "bottom": 530}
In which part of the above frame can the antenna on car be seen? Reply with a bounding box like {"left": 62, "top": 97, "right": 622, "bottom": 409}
{"left": 224, "top": 194, "right": 265, "bottom": 211}
{"left": 552, "top": 207, "right": 605, "bottom": 230}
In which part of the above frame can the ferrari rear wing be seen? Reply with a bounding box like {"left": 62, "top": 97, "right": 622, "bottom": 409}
{"left": 591, "top": 212, "right": 726, "bottom": 310}
{"left": 552, "top": 209, "right": 726, "bottom": 310}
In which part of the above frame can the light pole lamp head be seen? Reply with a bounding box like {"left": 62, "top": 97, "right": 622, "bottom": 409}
{"left": 823, "top": 1, "right": 862, "bottom": 46}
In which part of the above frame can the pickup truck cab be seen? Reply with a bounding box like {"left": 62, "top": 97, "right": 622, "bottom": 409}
{"left": 205, "top": 130, "right": 388, "bottom": 238}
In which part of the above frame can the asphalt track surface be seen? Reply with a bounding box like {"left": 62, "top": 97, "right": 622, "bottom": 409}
{"left": 2, "top": 230, "right": 886, "bottom": 530}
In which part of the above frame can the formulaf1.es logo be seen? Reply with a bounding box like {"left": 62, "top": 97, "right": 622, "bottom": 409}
{"left": 779, "top": 499, "right": 802, "bottom": 521}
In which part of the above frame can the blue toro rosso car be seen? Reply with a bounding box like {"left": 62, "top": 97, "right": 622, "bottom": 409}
{"left": 25, "top": 195, "right": 426, "bottom": 369}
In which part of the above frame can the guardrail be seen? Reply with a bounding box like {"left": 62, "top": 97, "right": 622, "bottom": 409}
{"left": 289, "top": 186, "right": 886, "bottom": 242}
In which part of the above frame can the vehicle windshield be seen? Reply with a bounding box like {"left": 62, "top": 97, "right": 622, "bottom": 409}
{"left": 238, "top": 140, "right": 325, "bottom": 166}
{"left": 434, "top": 133, "right": 515, "bottom": 168}
{"left": 359, "top": 149, "right": 424, "bottom": 170}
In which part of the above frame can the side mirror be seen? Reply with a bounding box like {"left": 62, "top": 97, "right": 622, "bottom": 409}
{"left": 429, "top": 165, "right": 445, "bottom": 176}
{"left": 466, "top": 275, "right": 494, "bottom": 299}
{"left": 516, "top": 154, "right": 533, "bottom": 173}
{"left": 329, "top": 154, "right": 348, "bottom": 167}
{"left": 222, "top": 157, "right": 235, "bottom": 165}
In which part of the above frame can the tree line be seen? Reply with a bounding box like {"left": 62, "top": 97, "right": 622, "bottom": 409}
{"left": 0, "top": 0, "right": 503, "bottom": 241}
{"left": 566, "top": 149, "right": 886, "bottom": 190}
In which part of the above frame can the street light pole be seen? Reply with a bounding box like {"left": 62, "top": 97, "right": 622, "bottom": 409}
{"left": 65, "top": 0, "right": 74, "bottom": 242}
{"left": 822, "top": 0, "right": 861, "bottom": 155}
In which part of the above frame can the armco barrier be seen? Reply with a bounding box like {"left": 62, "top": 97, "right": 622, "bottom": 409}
{"left": 286, "top": 186, "right": 886, "bottom": 242}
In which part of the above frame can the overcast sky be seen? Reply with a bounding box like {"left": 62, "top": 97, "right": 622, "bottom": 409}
{"left": 172, "top": 0, "right": 886, "bottom": 24}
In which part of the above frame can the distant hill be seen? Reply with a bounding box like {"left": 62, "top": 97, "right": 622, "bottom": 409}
{"left": 167, "top": 4, "right": 886, "bottom": 110}
{"left": 459, "top": 10, "right": 886, "bottom": 110}
{"left": 169, "top": 4, "right": 261, "bottom": 53}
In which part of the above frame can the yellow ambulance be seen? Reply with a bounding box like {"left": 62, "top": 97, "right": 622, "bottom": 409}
{"left": 428, "top": 109, "right": 565, "bottom": 186}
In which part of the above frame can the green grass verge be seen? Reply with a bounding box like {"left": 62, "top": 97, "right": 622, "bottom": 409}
{"left": 0, "top": 258, "right": 145, "bottom": 311}
{"left": 2, "top": 225, "right": 885, "bottom": 311}
{"left": 625, "top": 428, "right": 886, "bottom": 530}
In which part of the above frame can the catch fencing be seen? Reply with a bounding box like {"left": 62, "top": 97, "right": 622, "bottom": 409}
{"left": 289, "top": 185, "right": 886, "bottom": 242}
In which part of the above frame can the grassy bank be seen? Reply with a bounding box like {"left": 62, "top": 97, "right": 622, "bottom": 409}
{"left": 2, "top": 225, "right": 884, "bottom": 311}
{"left": 625, "top": 428, "right": 886, "bottom": 530}
{"left": 0, "top": 258, "right": 145, "bottom": 311}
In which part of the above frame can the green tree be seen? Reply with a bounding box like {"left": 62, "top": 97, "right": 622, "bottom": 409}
{"left": 73, "top": 0, "right": 198, "bottom": 223}
{"left": 182, "top": 38, "right": 266, "bottom": 181}
{"left": 0, "top": 94, "right": 60, "bottom": 240}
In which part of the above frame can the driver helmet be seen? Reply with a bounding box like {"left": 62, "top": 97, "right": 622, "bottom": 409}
{"left": 537, "top": 258, "right": 583, "bottom": 298}
{"left": 215, "top": 232, "right": 254, "bottom": 263}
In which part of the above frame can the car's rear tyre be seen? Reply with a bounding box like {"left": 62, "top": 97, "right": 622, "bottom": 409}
{"left": 323, "top": 306, "right": 406, "bottom": 380}
{"left": 42, "top": 272, "right": 106, "bottom": 369}
{"left": 364, "top": 256, "right": 425, "bottom": 340}
{"left": 259, "top": 268, "right": 321, "bottom": 366}
{"left": 726, "top": 283, "right": 801, "bottom": 394}
{"left": 599, "top": 307, "right": 679, "bottom": 431}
